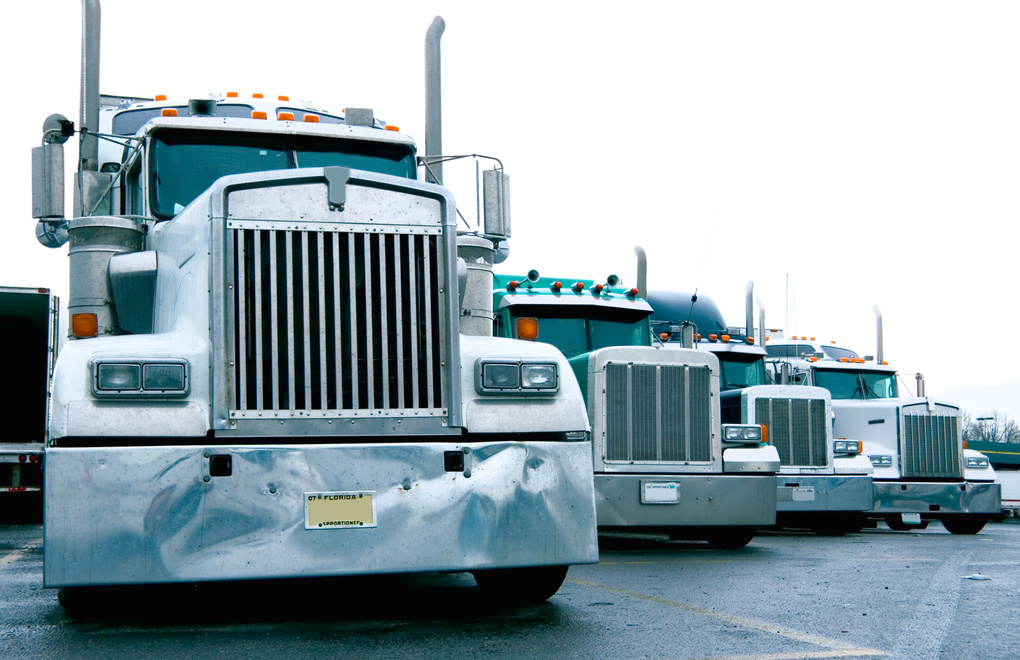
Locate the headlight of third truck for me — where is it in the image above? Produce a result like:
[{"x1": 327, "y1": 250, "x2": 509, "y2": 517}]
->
[
  {"x1": 966, "y1": 455, "x2": 990, "y2": 469},
  {"x1": 722, "y1": 424, "x2": 763, "y2": 444}
]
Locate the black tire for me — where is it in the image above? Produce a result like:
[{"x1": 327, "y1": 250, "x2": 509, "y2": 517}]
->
[
  {"x1": 884, "y1": 515, "x2": 929, "y2": 531},
  {"x1": 705, "y1": 526, "x2": 756, "y2": 549},
  {"x1": 472, "y1": 565, "x2": 569, "y2": 604},
  {"x1": 812, "y1": 515, "x2": 864, "y2": 536},
  {"x1": 941, "y1": 515, "x2": 988, "y2": 535}
]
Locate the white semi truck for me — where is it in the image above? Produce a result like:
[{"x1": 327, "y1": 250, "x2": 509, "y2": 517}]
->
[
  {"x1": 30, "y1": 0, "x2": 598, "y2": 612},
  {"x1": 647, "y1": 286, "x2": 874, "y2": 535},
  {"x1": 0, "y1": 287, "x2": 60, "y2": 510},
  {"x1": 762, "y1": 310, "x2": 1000, "y2": 534},
  {"x1": 491, "y1": 269, "x2": 779, "y2": 549}
]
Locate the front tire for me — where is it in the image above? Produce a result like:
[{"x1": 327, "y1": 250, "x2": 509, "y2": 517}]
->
[
  {"x1": 941, "y1": 515, "x2": 988, "y2": 535},
  {"x1": 472, "y1": 565, "x2": 569, "y2": 604},
  {"x1": 705, "y1": 526, "x2": 756, "y2": 549}
]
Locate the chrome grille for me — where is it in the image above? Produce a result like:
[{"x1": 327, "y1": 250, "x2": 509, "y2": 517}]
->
[
  {"x1": 755, "y1": 397, "x2": 828, "y2": 467},
  {"x1": 604, "y1": 363, "x2": 712, "y2": 462},
  {"x1": 229, "y1": 227, "x2": 444, "y2": 414},
  {"x1": 901, "y1": 406, "x2": 961, "y2": 478}
]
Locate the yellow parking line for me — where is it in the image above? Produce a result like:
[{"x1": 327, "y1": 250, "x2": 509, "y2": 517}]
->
[{"x1": 566, "y1": 577, "x2": 886, "y2": 658}]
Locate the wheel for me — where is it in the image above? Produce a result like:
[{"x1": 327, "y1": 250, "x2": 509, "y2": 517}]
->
[
  {"x1": 884, "y1": 515, "x2": 929, "y2": 531},
  {"x1": 941, "y1": 515, "x2": 988, "y2": 535},
  {"x1": 812, "y1": 515, "x2": 864, "y2": 536},
  {"x1": 472, "y1": 565, "x2": 569, "y2": 604},
  {"x1": 705, "y1": 526, "x2": 756, "y2": 549}
]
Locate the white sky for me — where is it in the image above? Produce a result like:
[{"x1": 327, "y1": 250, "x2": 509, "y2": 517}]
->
[{"x1": 4, "y1": 1, "x2": 1019, "y2": 422}]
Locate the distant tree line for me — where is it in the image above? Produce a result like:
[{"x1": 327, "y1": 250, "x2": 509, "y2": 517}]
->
[{"x1": 962, "y1": 410, "x2": 1020, "y2": 444}]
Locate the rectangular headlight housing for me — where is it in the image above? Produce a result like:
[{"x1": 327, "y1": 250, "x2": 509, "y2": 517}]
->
[
  {"x1": 476, "y1": 359, "x2": 559, "y2": 394},
  {"x1": 869, "y1": 454, "x2": 894, "y2": 467},
  {"x1": 834, "y1": 440, "x2": 862, "y2": 455},
  {"x1": 93, "y1": 359, "x2": 190, "y2": 397},
  {"x1": 966, "y1": 455, "x2": 990, "y2": 469},
  {"x1": 722, "y1": 424, "x2": 763, "y2": 444}
]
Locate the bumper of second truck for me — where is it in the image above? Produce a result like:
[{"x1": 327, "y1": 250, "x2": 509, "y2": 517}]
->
[
  {"x1": 594, "y1": 473, "x2": 777, "y2": 527},
  {"x1": 776, "y1": 475, "x2": 873, "y2": 513},
  {"x1": 871, "y1": 480, "x2": 1002, "y2": 516}
]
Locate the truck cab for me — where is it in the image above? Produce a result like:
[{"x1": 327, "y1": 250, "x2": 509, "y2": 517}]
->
[
  {"x1": 492, "y1": 272, "x2": 779, "y2": 549},
  {"x1": 763, "y1": 329, "x2": 999, "y2": 534},
  {"x1": 648, "y1": 289, "x2": 874, "y2": 536}
]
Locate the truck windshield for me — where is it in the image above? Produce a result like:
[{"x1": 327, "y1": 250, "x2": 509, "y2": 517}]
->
[
  {"x1": 509, "y1": 306, "x2": 650, "y2": 358},
  {"x1": 149, "y1": 129, "x2": 417, "y2": 218},
  {"x1": 813, "y1": 369, "x2": 899, "y2": 399},
  {"x1": 716, "y1": 353, "x2": 768, "y2": 391}
]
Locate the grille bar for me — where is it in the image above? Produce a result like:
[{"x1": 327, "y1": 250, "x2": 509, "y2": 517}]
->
[
  {"x1": 755, "y1": 397, "x2": 828, "y2": 467},
  {"x1": 604, "y1": 363, "x2": 712, "y2": 462},
  {"x1": 231, "y1": 227, "x2": 444, "y2": 416},
  {"x1": 902, "y1": 409, "x2": 961, "y2": 478}
]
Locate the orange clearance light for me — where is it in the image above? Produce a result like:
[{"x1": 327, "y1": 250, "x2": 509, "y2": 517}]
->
[
  {"x1": 161, "y1": 108, "x2": 178, "y2": 117},
  {"x1": 303, "y1": 114, "x2": 320, "y2": 123},
  {"x1": 572, "y1": 282, "x2": 584, "y2": 292},
  {"x1": 660, "y1": 333, "x2": 670, "y2": 341},
  {"x1": 154, "y1": 94, "x2": 167, "y2": 101},
  {"x1": 278, "y1": 112, "x2": 294, "y2": 121},
  {"x1": 880, "y1": 360, "x2": 888, "y2": 365},
  {"x1": 593, "y1": 284, "x2": 604, "y2": 294},
  {"x1": 695, "y1": 334, "x2": 702, "y2": 341},
  {"x1": 760, "y1": 425, "x2": 768, "y2": 445},
  {"x1": 721, "y1": 334, "x2": 731, "y2": 342},
  {"x1": 708, "y1": 334, "x2": 718, "y2": 342},
  {"x1": 72, "y1": 313, "x2": 98, "y2": 338},
  {"x1": 808, "y1": 357, "x2": 818, "y2": 362},
  {"x1": 550, "y1": 281, "x2": 562, "y2": 292},
  {"x1": 507, "y1": 280, "x2": 520, "y2": 291},
  {"x1": 226, "y1": 91, "x2": 239, "y2": 98},
  {"x1": 628, "y1": 287, "x2": 639, "y2": 297},
  {"x1": 278, "y1": 95, "x2": 289, "y2": 101},
  {"x1": 810, "y1": 337, "x2": 816, "y2": 341},
  {"x1": 830, "y1": 340, "x2": 837, "y2": 344},
  {"x1": 517, "y1": 317, "x2": 539, "y2": 340},
  {"x1": 251, "y1": 111, "x2": 268, "y2": 120},
  {"x1": 385, "y1": 125, "x2": 400, "y2": 132},
  {"x1": 746, "y1": 337, "x2": 755, "y2": 344},
  {"x1": 840, "y1": 357, "x2": 849, "y2": 362},
  {"x1": 253, "y1": 93, "x2": 264, "y2": 99}
]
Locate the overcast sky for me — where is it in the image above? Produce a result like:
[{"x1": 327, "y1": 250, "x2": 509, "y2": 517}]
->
[{"x1": 4, "y1": 1, "x2": 1019, "y2": 422}]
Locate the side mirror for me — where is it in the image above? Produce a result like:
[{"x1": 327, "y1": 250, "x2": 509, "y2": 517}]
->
[{"x1": 482, "y1": 169, "x2": 511, "y2": 240}]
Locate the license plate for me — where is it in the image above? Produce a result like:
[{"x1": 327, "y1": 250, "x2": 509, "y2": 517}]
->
[
  {"x1": 305, "y1": 491, "x2": 377, "y2": 529},
  {"x1": 641, "y1": 481, "x2": 680, "y2": 504},
  {"x1": 792, "y1": 487, "x2": 816, "y2": 502},
  {"x1": 901, "y1": 513, "x2": 922, "y2": 525}
]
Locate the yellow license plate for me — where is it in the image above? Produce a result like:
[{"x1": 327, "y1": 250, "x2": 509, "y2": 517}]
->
[{"x1": 305, "y1": 491, "x2": 376, "y2": 529}]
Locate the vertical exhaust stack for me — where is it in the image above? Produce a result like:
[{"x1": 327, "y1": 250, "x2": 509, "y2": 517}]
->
[
  {"x1": 756, "y1": 298, "x2": 765, "y2": 349},
  {"x1": 634, "y1": 246, "x2": 647, "y2": 300},
  {"x1": 79, "y1": 0, "x2": 101, "y2": 173},
  {"x1": 873, "y1": 305, "x2": 884, "y2": 365},
  {"x1": 424, "y1": 16, "x2": 445, "y2": 186},
  {"x1": 744, "y1": 281, "x2": 754, "y2": 340}
]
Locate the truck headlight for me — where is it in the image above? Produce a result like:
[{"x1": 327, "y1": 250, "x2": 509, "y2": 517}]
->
[
  {"x1": 92, "y1": 359, "x2": 189, "y2": 397},
  {"x1": 869, "y1": 454, "x2": 893, "y2": 467},
  {"x1": 475, "y1": 360, "x2": 559, "y2": 394},
  {"x1": 966, "y1": 455, "x2": 990, "y2": 469},
  {"x1": 722, "y1": 424, "x2": 763, "y2": 444},
  {"x1": 834, "y1": 440, "x2": 862, "y2": 455}
]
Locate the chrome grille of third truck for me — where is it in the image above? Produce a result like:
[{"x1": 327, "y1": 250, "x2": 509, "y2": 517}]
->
[
  {"x1": 901, "y1": 404, "x2": 962, "y2": 478},
  {"x1": 755, "y1": 397, "x2": 828, "y2": 467},
  {"x1": 604, "y1": 363, "x2": 712, "y2": 462},
  {"x1": 230, "y1": 227, "x2": 444, "y2": 415}
]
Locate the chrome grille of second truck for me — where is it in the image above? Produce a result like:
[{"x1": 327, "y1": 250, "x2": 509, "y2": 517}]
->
[
  {"x1": 230, "y1": 228, "x2": 443, "y2": 414},
  {"x1": 901, "y1": 405, "x2": 962, "y2": 478},
  {"x1": 755, "y1": 397, "x2": 828, "y2": 467},
  {"x1": 604, "y1": 363, "x2": 712, "y2": 462}
]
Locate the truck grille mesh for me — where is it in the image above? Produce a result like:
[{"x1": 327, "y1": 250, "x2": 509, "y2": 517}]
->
[
  {"x1": 604, "y1": 363, "x2": 712, "y2": 462},
  {"x1": 901, "y1": 406, "x2": 961, "y2": 478},
  {"x1": 754, "y1": 397, "x2": 828, "y2": 467},
  {"x1": 229, "y1": 227, "x2": 444, "y2": 414}
]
